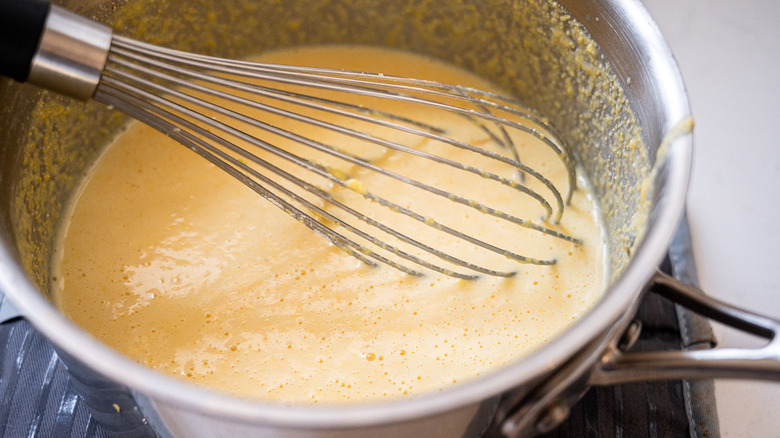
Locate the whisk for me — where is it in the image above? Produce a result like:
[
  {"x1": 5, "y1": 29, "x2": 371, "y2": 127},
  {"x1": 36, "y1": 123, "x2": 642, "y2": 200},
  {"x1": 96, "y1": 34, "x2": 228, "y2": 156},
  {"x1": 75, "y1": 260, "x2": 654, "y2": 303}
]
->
[{"x1": 0, "y1": 2, "x2": 581, "y2": 280}]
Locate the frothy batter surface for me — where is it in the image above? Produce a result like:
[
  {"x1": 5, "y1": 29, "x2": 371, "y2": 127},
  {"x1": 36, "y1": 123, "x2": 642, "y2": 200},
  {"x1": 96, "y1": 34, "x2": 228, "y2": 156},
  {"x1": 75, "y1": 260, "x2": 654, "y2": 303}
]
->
[{"x1": 53, "y1": 46, "x2": 606, "y2": 403}]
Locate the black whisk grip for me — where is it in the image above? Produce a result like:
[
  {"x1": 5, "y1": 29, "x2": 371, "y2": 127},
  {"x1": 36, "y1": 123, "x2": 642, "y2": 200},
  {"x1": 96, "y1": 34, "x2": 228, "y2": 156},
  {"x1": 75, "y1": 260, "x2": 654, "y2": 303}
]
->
[{"x1": 0, "y1": 0, "x2": 51, "y2": 82}]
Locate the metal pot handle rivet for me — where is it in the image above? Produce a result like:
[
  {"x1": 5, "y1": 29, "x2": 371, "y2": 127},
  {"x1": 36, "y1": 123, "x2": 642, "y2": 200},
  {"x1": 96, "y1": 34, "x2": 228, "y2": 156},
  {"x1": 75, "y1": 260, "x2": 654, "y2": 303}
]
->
[
  {"x1": 534, "y1": 402, "x2": 571, "y2": 434},
  {"x1": 617, "y1": 319, "x2": 642, "y2": 351}
]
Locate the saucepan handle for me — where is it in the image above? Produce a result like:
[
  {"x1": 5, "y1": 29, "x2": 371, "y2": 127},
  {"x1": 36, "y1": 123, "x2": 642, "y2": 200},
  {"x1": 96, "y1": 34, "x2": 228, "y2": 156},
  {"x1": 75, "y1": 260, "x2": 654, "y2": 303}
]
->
[{"x1": 589, "y1": 270, "x2": 780, "y2": 385}]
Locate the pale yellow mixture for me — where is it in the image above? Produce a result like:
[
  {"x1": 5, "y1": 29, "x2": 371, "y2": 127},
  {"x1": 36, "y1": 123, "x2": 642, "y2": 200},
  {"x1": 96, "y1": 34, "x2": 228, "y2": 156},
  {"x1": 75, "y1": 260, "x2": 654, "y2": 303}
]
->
[{"x1": 53, "y1": 46, "x2": 606, "y2": 404}]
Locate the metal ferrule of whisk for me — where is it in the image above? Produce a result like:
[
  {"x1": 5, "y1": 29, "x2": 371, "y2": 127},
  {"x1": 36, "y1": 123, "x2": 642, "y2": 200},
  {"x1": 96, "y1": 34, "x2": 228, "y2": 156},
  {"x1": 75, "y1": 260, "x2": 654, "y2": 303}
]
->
[
  {"x1": 22, "y1": 5, "x2": 112, "y2": 100},
  {"x1": 2, "y1": 3, "x2": 581, "y2": 280}
]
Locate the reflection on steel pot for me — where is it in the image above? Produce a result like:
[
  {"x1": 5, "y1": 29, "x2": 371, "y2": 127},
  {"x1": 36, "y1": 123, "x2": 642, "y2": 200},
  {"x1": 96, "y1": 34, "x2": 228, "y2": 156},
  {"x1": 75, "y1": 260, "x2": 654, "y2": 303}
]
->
[{"x1": 1, "y1": 0, "x2": 778, "y2": 437}]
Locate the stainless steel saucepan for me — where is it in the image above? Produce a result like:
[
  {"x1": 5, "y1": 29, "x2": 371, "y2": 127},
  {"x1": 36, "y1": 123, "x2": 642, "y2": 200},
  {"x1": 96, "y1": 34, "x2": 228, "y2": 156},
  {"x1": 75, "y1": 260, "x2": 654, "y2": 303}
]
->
[{"x1": 1, "y1": 0, "x2": 778, "y2": 436}]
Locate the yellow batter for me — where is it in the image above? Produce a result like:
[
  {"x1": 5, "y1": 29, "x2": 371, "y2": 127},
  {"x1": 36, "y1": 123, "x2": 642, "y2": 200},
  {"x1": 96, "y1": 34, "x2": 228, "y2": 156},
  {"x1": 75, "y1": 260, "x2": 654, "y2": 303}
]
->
[{"x1": 52, "y1": 46, "x2": 606, "y2": 404}]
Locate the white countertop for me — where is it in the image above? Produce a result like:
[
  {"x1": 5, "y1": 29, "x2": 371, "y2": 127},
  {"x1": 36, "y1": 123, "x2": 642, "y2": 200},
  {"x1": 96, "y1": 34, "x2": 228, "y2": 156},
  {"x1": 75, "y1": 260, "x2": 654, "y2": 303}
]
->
[{"x1": 641, "y1": 1, "x2": 780, "y2": 436}]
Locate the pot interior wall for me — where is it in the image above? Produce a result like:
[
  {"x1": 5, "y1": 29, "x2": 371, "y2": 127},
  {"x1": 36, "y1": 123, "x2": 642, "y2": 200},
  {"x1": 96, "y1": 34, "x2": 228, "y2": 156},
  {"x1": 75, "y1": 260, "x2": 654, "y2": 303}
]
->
[{"x1": 0, "y1": 0, "x2": 647, "y2": 301}]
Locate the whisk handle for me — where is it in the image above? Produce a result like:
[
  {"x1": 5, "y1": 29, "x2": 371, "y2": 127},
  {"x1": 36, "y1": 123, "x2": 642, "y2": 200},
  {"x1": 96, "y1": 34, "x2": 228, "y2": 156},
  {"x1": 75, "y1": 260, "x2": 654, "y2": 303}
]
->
[
  {"x1": 0, "y1": 1, "x2": 112, "y2": 100},
  {"x1": 0, "y1": 0, "x2": 50, "y2": 82}
]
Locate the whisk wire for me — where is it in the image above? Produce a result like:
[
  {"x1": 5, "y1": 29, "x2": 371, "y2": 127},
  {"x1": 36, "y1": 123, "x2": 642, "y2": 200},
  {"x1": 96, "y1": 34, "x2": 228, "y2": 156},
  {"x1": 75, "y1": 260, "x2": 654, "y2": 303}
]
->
[
  {"x1": 96, "y1": 83, "x2": 528, "y2": 279},
  {"x1": 97, "y1": 71, "x2": 565, "y2": 265},
  {"x1": 111, "y1": 36, "x2": 577, "y2": 213},
  {"x1": 108, "y1": 45, "x2": 566, "y2": 222},
  {"x1": 101, "y1": 60, "x2": 566, "y2": 241},
  {"x1": 95, "y1": 36, "x2": 584, "y2": 279}
]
